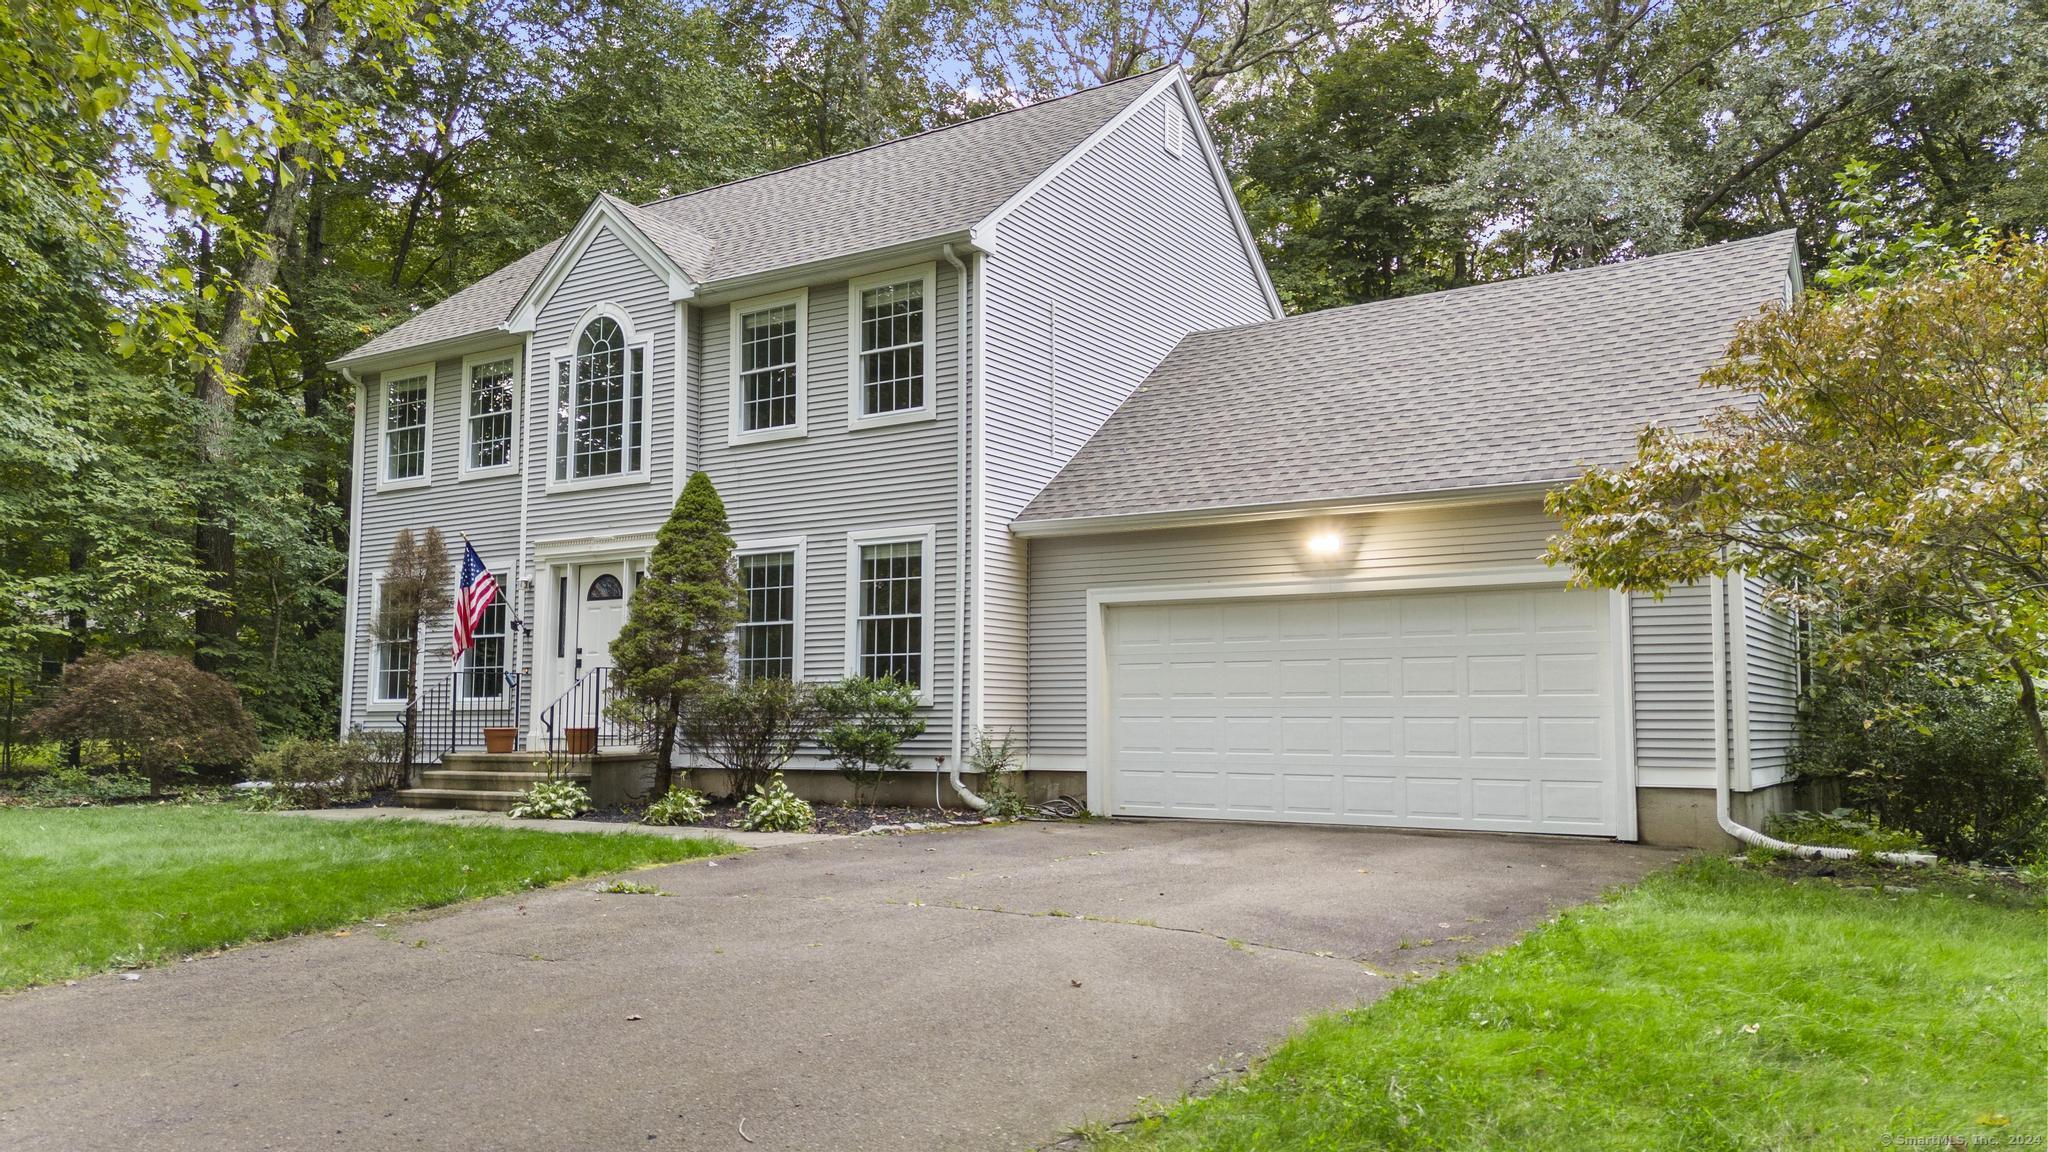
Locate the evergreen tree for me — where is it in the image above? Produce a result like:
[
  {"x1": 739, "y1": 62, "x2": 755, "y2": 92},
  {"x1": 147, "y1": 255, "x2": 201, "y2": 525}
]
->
[{"x1": 611, "y1": 472, "x2": 741, "y2": 792}]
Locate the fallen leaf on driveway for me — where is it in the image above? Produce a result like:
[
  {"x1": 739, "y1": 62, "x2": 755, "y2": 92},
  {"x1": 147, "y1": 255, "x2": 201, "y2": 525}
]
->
[
  {"x1": 626, "y1": 1015, "x2": 643, "y2": 1022},
  {"x1": 1070, "y1": 980, "x2": 1082, "y2": 988}
]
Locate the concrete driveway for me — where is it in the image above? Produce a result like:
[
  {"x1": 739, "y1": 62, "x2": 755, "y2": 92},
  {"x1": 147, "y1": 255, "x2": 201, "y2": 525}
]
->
[{"x1": 0, "y1": 820, "x2": 1672, "y2": 1151}]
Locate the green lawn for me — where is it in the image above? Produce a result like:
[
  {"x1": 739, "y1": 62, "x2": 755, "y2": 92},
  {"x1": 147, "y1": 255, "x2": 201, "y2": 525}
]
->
[
  {"x1": 1096, "y1": 857, "x2": 2045, "y2": 1151},
  {"x1": 0, "y1": 806, "x2": 735, "y2": 990}
]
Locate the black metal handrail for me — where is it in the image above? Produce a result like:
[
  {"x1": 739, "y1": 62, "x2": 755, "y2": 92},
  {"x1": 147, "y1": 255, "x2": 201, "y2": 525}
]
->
[
  {"x1": 405, "y1": 670, "x2": 524, "y2": 765},
  {"x1": 538, "y1": 666, "x2": 647, "y2": 756}
]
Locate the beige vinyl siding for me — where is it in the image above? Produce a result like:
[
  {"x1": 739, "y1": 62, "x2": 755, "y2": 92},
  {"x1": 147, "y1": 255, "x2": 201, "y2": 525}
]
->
[
  {"x1": 1025, "y1": 502, "x2": 1565, "y2": 757},
  {"x1": 346, "y1": 357, "x2": 525, "y2": 731},
  {"x1": 980, "y1": 86, "x2": 1275, "y2": 740},
  {"x1": 1743, "y1": 576, "x2": 1802, "y2": 787},
  {"x1": 691, "y1": 265, "x2": 966, "y2": 755}
]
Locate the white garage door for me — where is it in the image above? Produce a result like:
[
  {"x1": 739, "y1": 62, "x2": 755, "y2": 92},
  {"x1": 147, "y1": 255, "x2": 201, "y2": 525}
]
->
[{"x1": 1105, "y1": 586, "x2": 1620, "y2": 836}]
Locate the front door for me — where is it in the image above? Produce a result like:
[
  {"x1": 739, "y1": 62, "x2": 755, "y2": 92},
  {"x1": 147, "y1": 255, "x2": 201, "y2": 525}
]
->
[{"x1": 574, "y1": 562, "x2": 629, "y2": 677}]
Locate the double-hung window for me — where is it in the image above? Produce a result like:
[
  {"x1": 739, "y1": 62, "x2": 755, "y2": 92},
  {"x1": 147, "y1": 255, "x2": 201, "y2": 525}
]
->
[
  {"x1": 381, "y1": 368, "x2": 432, "y2": 484},
  {"x1": 554, "y1": 313, "x2": 646, "y2": 484},
  {"x1": 730, "y1": 290, "x2": 806, "y2": 442},
  {"x1": 457, "y1": 573, "x2": 510, "y2": 701},
  {"x1": 371, "y1": 578, "x2": 413, "y2": 704},
  {"x1": 849, "y1": 528, "x2": 931, "y2": 694},
  {"x1": 464, "y1": 354, "x2": 517, "y2": 474},
  {"x1": 736, "y1": 548, "x2": 799, "y2": 681},
  {"x1": 848, "y1": 266, "x2": 934, "y2": 426}
]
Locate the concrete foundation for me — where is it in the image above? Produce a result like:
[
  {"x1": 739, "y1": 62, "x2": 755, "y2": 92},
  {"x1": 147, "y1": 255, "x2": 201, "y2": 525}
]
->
[
  {"x1": 1634, "y1": 778, "x2": 1841, "y2": 849},
  {"x1": 586, "y1": 752, "x2": 660, "y2": 808}
]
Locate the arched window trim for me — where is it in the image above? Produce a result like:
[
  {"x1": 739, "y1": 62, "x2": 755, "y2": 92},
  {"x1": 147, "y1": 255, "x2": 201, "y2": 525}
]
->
[{"x1": 549, "y1": 303, "x2": 652, "y2": 491}]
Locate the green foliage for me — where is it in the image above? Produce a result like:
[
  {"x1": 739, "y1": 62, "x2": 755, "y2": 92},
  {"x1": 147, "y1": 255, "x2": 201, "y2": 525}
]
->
[
  {"x1": 7, "y1": 764, "x2": 152, "y2": 807},
  {"x1": 967, "y1": 727, "x2": 1027, "y2": 820},
  {"x1": 679, "y1": 676, "x2": 821, "y2": 800},
  {"x1": 0, "y1": 806, "x2": 737, "y2": 989},
  {"x1": 1792, "y1": 672, "x2": 2048, "y2": 862},
  {"x1": 641, "y1": 786, "x2": 710, "y2": 826},
  {"x1": 814, "y1": 677, "x2": 926, "y2": 807},
  {"x1": 1764, "y1": 810, "x2": 1928, "y2": 857},
  {"x1": 612, "y1": 473, "x2": 741, "y2": 785},
  {"x1": 30, "y1": 653, "x2": 259, "y2": 794},
  {"x1": 740, "y1": 772, "x2": 816, "y2": 833},
  {"x1": 508, "y1": 779, "x2": 592, "y2": 820},
  {"x1": 1092, "y1": 856, "x2": 2048, "y2": 1150},
  {"x1": 1548, "y1": 240, "x2": 2048, "y2": 786},
  {"x1": 251, "y1": 735, "x2": 398, "y2": 809}
]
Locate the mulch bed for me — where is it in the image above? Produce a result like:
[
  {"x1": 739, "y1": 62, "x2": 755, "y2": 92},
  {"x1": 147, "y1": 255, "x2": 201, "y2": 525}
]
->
[{"x1": 581, "y1": 799, "x2": 984, "y2": 835}]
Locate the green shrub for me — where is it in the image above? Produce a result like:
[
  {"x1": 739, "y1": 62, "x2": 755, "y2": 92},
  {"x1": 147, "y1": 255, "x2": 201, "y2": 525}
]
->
[
  {"x1": 814, "y1": 676, "x2": 924, "y2": 807},
  {"x1": 641, "y1": 786, "x2": 709, "y2": 826},
  {"x1": 15, "y1": 764, "x2": 151, "y2": 807},
  {"x1": 508, "y1": 779, "x2": 591, "y2": 820},
  {"x1": 1793, "y1": 672, "x2": 2048, "y2": 861},
  {"x1": 741, "y1": 772, "x2": 814, "y2": 832},
  {"x1": 679, "y1": 677, "x2": 820, "y2": 800},
  {"x1": 969, "y1": 727, "x2": 1027, "y2": 820},
  {"x1": 251, "y1": 735, "x2": 394, "y2": 809},
  {"x1": 1764, "y1": 809, "x2": 1927, "y2": 856}
]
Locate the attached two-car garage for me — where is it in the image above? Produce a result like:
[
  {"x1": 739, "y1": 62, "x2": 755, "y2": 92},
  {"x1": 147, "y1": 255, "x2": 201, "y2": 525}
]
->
[{"x1": 1102, "y1": 584, "x2": 1624, "y2": 837}]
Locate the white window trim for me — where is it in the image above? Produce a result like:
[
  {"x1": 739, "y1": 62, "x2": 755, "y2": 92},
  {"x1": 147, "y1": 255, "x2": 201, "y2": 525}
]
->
[
  {"x1": 734, "y1": 536, "x2": 807, "y2": 680},
  {"x1": 376, "y1": 363, "x2": 436, "y2": 492},
  {"x1": 459, "y1": 349, "x2": 523, "y2": 481},
  {"x1": 727, "y1": 289, "x2": 808, "y2": 446},
  {"x1": 843, "y1": 524, "x2": 936, "y2": 705},
  {"x1": 366, "y1": 570, "x2": 410, "y2": 709},
  {"x1": 451, "y1": 564, "x2": 512, "y2": 707},
  {"x1": 546, "y1": 303, "x2": 654, "y2": 494},
  {"x1": 845, "y1": 264, "x2": 938, "y2": 431}
]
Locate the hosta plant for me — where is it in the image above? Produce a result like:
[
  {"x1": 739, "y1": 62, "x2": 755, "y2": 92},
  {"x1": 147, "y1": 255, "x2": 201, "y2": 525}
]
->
[
  {"x1": 508, "y1": 779, "x2": 591, "y2": 820},
  {"x1": 741, "y1": 772, "x2": 815, "y2": 833},
  {"x1": 641, "y1": 786, "x2": 709, "y2": 826}
]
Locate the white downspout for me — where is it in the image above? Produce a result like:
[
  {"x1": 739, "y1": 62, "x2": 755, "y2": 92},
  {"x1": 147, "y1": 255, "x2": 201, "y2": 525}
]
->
[
  {"x1": 1710, "y1": 575, "x2": 1934, "y2": 865},
  {"x1": 942, "y1": 243, "x2": 987, "y2": 811}
]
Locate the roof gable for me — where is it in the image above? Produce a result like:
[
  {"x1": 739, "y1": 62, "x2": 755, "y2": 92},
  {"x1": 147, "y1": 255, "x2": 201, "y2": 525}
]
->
[
  {"x1": 505, "y1": 195, "x2": 699, "y2": 334},
  {"x1": 1015, "y1": 232, "x2": 1803, "y2": 531},
  {"x1": 334, "y1": 70, "x2": 1179, "y2": 368}
]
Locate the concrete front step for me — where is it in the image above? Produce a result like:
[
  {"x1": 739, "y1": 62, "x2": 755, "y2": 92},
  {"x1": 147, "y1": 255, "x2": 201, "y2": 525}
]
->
[
  {"x1": 439, "y1": 751, "x2": 548, "y2": 772},
  {"x1": 397, "y1": 787, "x2": 531, "y2": 812},
  {"x1": 418, "y1": 769, "x2": 590, "y2": 794}
]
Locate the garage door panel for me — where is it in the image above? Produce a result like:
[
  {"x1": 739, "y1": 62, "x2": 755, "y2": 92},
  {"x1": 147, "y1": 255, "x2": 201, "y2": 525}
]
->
[{"x1": 1108, "y1": 587, "x2": 1619, "y2": 837}]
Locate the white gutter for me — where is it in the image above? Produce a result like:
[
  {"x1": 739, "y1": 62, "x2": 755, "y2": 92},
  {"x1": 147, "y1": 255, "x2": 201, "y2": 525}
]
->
[
  {"x1": 942, "y1": 244, "x2": 987, "y2": 810},
  {"x1": 1709, "y1": 575, "x2": 1935, "y2": 865}
]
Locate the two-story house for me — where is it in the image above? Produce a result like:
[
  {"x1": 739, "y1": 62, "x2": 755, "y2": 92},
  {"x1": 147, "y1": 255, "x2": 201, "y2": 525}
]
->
[{"x1": 334, "y1": 67, "x2": 1809, "y2": 848}]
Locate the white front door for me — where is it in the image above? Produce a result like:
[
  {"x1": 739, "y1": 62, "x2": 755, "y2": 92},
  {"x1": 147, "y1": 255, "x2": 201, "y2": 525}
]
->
[
  {"x1": 1104, "y1": 585, "x2": 1621, "y2": 836},
  {"x1": 573, "y1": 562, "x2": 629, "y2": 677}
]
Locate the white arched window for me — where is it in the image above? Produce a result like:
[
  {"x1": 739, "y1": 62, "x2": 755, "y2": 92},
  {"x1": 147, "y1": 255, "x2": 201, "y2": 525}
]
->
[{"x1": 553, "y1": 311, "x2": 646, "y2": 483}]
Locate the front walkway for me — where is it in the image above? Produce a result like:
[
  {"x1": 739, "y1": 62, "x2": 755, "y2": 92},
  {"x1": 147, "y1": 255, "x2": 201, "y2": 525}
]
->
[{"x1": 0, "y1": 820, "x2": 1673, "y2": 1151}]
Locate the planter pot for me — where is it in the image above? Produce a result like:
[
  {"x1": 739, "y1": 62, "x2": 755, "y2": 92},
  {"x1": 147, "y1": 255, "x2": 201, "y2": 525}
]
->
[
  {"x1": 482, "y1": 726, "x2": 518, "y2": 755},
  {"x1": 564, "y1": 727, "x2": 598, "y2": 756}
]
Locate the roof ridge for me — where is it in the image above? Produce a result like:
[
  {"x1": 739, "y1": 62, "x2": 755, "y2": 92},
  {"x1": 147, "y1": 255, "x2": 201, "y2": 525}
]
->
[
  {"x1": 635, "y1": 68, "x2": 1175, "y2": 213},
  {"x1": 1179, "y1": 230, "x2": 1800, "y2": 344}
]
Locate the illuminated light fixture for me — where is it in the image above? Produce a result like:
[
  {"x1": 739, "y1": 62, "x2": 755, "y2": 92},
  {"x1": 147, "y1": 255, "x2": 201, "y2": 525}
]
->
[{"x1": 1307, "y1": 531, "x2": 1344, "y2": 557}]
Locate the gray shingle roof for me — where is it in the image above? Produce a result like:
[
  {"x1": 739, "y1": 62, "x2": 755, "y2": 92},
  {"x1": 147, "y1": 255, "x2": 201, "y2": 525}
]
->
[
  {"x1": 338, "y1": 72, "x2": 1167, "y2": 364},
  {"x1": 1017, "y1": 231, "x2": 1801, "y2": 527}
]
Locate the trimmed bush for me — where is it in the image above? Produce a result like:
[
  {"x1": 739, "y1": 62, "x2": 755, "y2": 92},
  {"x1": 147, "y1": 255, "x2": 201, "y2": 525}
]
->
[
  {"x1": 814, "y1": 676, "x2": 924, "y2": 807},
  {"x1": 251, "y1": 735, "x2": 395, "y2": 809},
  {"x1": 680, "y1": 676, "x2": 819, "y2": 800},
  {"x1": 641, "y1": 786, "x2": 709, "y2": 826},
  {"x1": 741, "y1": 772, "x2": 814, "y2": 832},
  {"x1": 30, "y1": 653, "x2": 259, "y2": 795}
]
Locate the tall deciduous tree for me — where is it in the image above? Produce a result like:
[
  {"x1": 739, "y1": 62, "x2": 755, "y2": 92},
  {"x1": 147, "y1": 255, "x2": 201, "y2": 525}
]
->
[
  {"x1": 611, "y1": 472, "x2": 742, "y2": 793},
  {"x1": 1546, "y1": 239, "x2": 2048, "y2": 785}
]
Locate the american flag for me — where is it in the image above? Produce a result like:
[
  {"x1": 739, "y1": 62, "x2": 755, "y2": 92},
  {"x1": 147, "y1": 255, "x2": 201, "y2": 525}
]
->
[{"x1": 452, "y1": 541, "x2": 499, "y2": 661}]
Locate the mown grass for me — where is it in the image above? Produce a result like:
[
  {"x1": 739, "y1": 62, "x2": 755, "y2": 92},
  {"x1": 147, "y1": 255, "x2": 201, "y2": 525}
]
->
[
  {"x1": 0, "y1": 806, "x2": 735, "y2": 990},
  {"x1": 1095, "y1": 856, "x2": 2046, "y2": 1151}
]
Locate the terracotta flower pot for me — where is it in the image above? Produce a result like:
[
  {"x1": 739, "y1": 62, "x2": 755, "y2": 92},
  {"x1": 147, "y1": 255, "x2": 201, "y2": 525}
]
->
[
  {"x1": 482, "y1": 727, "x2": 517, "y2": 755},
  {"x1": 564, "y1": 727, "x2": 597, "y2": 756}
]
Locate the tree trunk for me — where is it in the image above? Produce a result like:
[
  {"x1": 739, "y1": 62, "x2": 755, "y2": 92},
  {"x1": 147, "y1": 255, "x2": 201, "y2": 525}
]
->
[
  {"x1": 2011, "y1": 661, "x2": 2048, "y2": 789},
  {"x1": 653, "y1": 712, "x2": 678, "y2": 798},
  {"x1": 191, "y1": 0, "x2": 337, "y2": 674}
]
